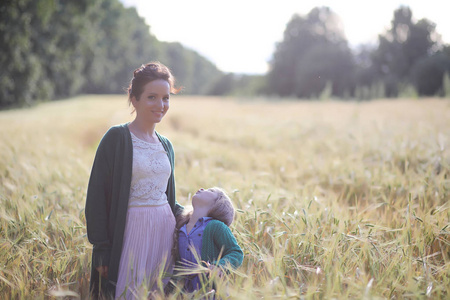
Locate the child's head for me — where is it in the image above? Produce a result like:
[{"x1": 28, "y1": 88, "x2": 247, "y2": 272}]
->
[
  {"x1": 206, "y1": 187, "x2": 235, "y2": 226},
  {"x1": 191, "y1": 187, "x2": 235, "y2": 226}
]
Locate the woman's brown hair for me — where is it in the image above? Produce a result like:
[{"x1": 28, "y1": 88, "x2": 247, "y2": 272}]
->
[{"x1": 127, "y1": 61, "x2": 181, "y2": 104}]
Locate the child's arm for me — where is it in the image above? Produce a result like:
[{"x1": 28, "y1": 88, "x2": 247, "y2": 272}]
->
[{"x1": 210, "y1": 221, "x2": 244, "y2": 269}]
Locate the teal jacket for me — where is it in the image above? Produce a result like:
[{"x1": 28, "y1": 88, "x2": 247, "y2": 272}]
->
[
  {"x1": 85, "y1": 124, "x2": 183, "y2": 298},
  {"x1": 200, "y1": 220, "x2": 243, "y2": 269}
]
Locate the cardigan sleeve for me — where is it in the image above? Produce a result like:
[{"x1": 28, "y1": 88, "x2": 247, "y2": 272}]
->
[
  {"x1": 85, "y1": 128, "x2": 116, "y2": 268},
  {"x1": 210, "y1": 221, "x2": 244, "y2": 269}
]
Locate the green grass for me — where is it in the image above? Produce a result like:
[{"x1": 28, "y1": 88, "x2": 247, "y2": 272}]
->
[{"x1": 0, "y1": 95, "x2": 449, "y2": 299}]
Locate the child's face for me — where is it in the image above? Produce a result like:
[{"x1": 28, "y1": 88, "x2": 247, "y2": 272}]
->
[{"x1": 192, "y1": 188, "x2": 218, "y2": 209}]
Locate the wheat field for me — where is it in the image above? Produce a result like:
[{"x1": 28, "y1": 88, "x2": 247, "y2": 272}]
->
[{"x1": 0, "y1": 95, "x2": 449, "y2": 299}]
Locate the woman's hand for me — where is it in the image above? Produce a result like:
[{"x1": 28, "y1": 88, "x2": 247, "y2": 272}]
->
[{"x1": 96, "y1": 265, "x2": 109, "y2": 278}]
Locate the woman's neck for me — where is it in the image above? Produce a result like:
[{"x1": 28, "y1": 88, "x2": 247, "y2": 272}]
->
[{"x1": 129, "y1": 119, "x2": 157, "y2": 141}]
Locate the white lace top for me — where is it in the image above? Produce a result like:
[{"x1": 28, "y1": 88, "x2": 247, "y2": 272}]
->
[{"x1": 128, "y1": 132, "x2": 171, "y2": 206}]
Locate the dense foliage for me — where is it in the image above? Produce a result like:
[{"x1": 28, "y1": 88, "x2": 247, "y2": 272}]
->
[{"x1": 0, "y1": 0, "x2": 222, "y2": 108}]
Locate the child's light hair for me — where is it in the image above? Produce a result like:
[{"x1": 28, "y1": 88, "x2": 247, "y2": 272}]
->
[{"x1": 206, "y1": 187, "x2": 235, "y2": 226}]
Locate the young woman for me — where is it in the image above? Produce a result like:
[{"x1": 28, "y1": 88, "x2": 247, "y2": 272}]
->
[
  {"x1": 172, "y1": 187, "x2": 243, "y2": 295},
  {"x1": 85, "y1": 62, "x2": 184, "y2": 299}
]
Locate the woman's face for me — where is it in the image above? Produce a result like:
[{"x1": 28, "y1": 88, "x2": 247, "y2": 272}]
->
[
  {"x1": 192, "y1": 188, "x2": 218, "y2": 209},
  {"x1": 131, "y1": 79, "x2": 170, "y2": 124}
]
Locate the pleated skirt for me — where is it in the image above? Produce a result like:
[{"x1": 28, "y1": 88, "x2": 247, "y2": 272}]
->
[{"x1": 115, "y1": 203, "x2": 176, "y2": 299}]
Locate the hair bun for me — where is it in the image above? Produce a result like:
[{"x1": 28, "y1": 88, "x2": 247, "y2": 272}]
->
[{"x1": 127, "y1": 61, "x2": 180, "y2": 103}]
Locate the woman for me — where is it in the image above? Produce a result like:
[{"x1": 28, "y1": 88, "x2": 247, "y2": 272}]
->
[{"x1": 85, "y1": 62, "x2": 184, "y2": 299}]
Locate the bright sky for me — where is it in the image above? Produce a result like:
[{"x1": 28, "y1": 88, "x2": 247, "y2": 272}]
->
[{"x1": 121, "y1": 0, "x2": 450, "y2": 74}]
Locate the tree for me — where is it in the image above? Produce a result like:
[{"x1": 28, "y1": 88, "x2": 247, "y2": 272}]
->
[
  {"x1": 294, "y1": 44, "x2": 355, "y2": 98},
  {"x1": 0, "y1": 0, "x2": 56, "y2": 106},
  {"x1": 411, "y1": 52, "x2": 450, "y2": 96},
  {"x1": 371, "y1": 6, "x2": 438, "y2": 96},
  {"x1": 0, "y1": 0, "x2": 105, "y2": 106},
  {"x1": 39, "y1": 0, "x2": 99, "y2": 98},
  {"x1": 267, "y1": 7, "x2": 355, "y2": 98},
  {"x1": 161, "y1": 42, "x2": 195, "y2": 93},
  {"x1": 189, "y1": 51, "x2": 223, "y2": 95},
  {"x1": 82, "y1": 1, "x2": 161, "y2": 94},
  {"x1": 81, "y1": 0, "x2": 162, "y2": 94},
  {"x1": 208, "y1": 73, "x2": 235, "y2": 95}
]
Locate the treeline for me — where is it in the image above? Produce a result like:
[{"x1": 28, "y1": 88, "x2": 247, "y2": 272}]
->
[
  {"x1": 220, "y1": 6, "x2": 450, "y2": 100},
  {"x1": 2, "y1": 2, "x2": 450, "y2": 108},
  {"x1": 0, "y1": 0, "x2": 223, "y2": 108},
  {"x1": 258, "y1": 6, "x2": 450, "y2": 99}
]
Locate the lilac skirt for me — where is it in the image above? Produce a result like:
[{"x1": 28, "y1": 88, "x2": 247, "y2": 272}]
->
[{"x1": 115, "y1": 203, "x2": 176, "y2": 299}]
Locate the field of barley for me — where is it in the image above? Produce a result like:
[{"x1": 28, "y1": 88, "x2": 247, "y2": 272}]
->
[{"x1": 0, "y1": 95, "x2": 449, "y2": 299}]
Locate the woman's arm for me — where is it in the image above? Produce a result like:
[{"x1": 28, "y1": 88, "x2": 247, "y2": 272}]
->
[{"x1": 85, "y1": 129, "x2": 116, "y2": 270}]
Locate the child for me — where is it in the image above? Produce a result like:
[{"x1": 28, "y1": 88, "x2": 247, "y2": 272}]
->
[{"x1": 171, "y1": 187, "x2": 243, "y2": 295}]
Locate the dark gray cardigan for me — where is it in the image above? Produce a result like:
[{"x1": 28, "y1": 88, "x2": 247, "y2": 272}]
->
[{"x1": 85, "y1": 124, "x2": 183, "y2": 298}]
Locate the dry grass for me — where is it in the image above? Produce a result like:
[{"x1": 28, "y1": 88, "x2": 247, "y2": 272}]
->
[{"x1": 0, "y1": 95, "x2": 449, "y2": 299}]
